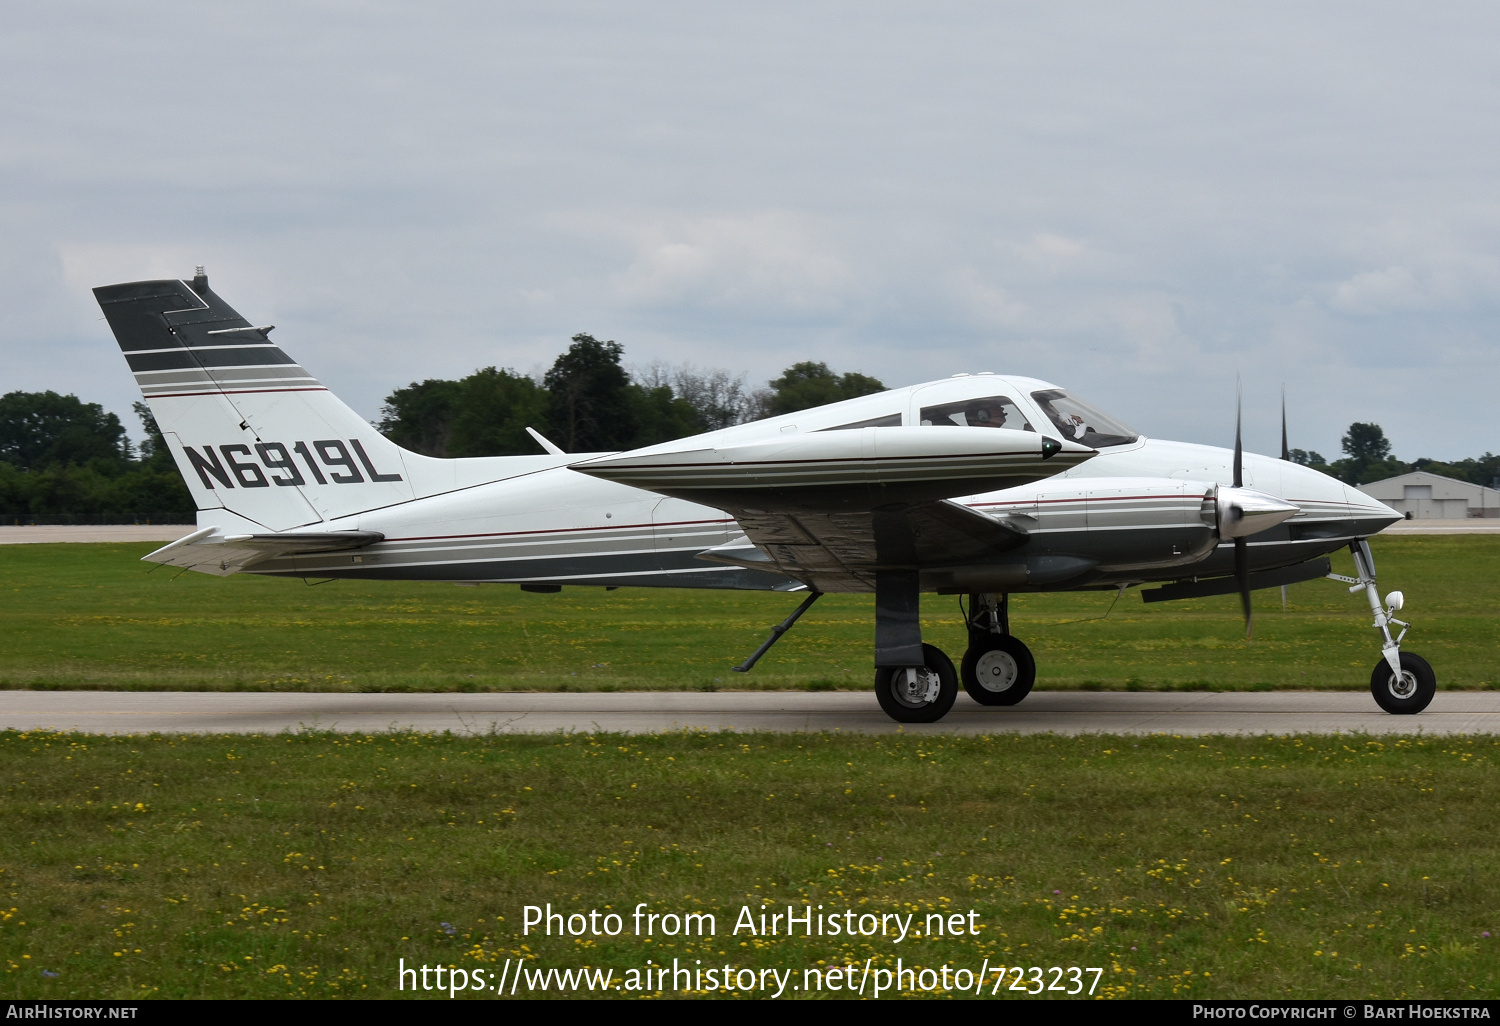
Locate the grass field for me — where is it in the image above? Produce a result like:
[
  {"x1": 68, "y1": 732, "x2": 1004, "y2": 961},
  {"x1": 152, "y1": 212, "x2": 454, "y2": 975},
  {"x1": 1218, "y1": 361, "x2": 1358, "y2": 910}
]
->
[
  {"x1": 0, "y1": 728, "x2": 1495, "y2": 1000},
  {"x1": 0, "y1": 538, "x2": 1495, "y2": 693}
]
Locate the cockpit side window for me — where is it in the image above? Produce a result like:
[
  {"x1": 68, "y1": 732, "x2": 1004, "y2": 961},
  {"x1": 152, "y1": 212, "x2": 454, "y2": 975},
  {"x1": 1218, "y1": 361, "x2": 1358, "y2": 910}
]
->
[
  {"x1": 1030, "y1": 389, "x2": 1139, "y2": 448},
  {"x1": 820, "y1": 412, "x2": 903, "y2": 430},
  {"x1": 919, "y1": 395, "x2": 1034, "y2": 431}
]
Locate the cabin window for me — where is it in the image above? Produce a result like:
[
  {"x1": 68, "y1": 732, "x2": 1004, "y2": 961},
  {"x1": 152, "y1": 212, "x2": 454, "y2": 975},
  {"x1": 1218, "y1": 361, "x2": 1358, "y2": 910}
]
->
[
  {"x1": 820, "y1": 412, "x2": 903, "y2": 430},
  {"x1": 1030, "y1": 389, "x2": 1139, "y2": 448},
  {"x1": 919, "y1": 396, "x2": 1034, "y2": 431}
]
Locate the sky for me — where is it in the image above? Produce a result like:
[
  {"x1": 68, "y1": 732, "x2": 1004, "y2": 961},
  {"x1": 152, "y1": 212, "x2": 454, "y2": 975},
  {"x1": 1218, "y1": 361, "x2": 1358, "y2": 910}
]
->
[{"x1": 3, "y1": 1, "x2": 1499, "y2": 461}]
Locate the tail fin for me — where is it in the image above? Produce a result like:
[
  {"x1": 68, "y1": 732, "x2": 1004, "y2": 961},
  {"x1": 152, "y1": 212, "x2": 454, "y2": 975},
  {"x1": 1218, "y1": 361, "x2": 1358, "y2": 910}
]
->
[{"x1": 95, "y1": 270, "x2": 421, "y2": 531}]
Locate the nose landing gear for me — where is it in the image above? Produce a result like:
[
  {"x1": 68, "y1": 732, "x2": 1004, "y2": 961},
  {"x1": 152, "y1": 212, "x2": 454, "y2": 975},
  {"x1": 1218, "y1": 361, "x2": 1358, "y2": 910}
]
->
[{"x1": 1329, "y1": 539, "x2": 1435, "y2": 715}]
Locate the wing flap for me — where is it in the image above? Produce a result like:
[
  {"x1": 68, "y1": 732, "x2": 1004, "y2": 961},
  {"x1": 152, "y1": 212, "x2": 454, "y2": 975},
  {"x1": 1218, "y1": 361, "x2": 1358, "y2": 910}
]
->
[{"x1": 726, "y1": 499, "x2": 1032, "y2": 590}]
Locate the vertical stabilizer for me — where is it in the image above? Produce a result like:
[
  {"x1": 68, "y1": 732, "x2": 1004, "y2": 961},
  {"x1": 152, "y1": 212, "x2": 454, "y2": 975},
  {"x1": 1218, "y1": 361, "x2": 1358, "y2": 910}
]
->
[{"x1": 95, "y1": 273, "x2": 415, "y2": 531}]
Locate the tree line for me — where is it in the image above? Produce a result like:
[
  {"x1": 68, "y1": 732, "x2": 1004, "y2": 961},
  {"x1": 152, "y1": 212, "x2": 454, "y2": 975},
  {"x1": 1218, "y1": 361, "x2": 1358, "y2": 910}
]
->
[
  {"x1": 1289, "y1": 422, "x2": 1499, "y2": 488},
  {"x1": 0, "y1": 392, "x2": 196, "y2": 523},
  {"x1": 376, "y1": 334, "x2": 884, "y2": 456}
]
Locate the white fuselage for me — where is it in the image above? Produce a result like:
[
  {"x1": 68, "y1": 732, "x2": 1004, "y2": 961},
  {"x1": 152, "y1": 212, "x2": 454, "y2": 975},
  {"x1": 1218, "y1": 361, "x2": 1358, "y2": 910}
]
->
[{"x1": 215, "y1": 375, "x2": 1397, "y2": 593}]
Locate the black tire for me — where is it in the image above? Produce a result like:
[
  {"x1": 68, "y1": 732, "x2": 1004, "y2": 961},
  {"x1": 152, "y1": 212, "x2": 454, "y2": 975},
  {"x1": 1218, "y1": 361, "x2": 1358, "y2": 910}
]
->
[
  {"x1": 1369, "y1": 651, "x2": 1436, "y2": 715},
  {"x1": 961, "y1": 635, "x2": 1037, "y2": 706},
  {"x1": 875, "y1": 643, "x2": 958, "y2": 723}
]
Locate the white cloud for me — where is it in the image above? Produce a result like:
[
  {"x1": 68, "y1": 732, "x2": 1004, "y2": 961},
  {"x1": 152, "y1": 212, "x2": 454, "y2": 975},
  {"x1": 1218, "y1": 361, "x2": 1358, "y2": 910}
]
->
[
  {"x1": 1014, "y1": 232, "x2": 1092, "y2": 274},
  {"x1": 594, "y1": 212, "x2": 855, "y2": 317},
  {"x1": 1329, "y1": 265, "x2": 1428, "y2": 314},
  {"x1": 943, "y1": 266, "x2": 1027, "y2": 329}
]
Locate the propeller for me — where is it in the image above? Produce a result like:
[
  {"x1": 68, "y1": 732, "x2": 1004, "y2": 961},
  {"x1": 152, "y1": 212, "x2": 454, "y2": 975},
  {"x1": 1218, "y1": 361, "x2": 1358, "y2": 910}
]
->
[
  {"x1": 1280, "y1": 386, "x2": 1290, "y2": 462},
  {"x1": 1233, "y1": 381, "x2": 1251, "y2": 638},
  {"x1": 1279, "y1": 386, "x2": 1290, "y2": 612}
]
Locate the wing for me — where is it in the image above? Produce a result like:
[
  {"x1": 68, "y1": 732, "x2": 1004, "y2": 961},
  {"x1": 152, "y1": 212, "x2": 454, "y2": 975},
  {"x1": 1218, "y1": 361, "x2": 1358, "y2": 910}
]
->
[{"x1": 574, "y1": 425, "x2": 1090, "y2": 591}]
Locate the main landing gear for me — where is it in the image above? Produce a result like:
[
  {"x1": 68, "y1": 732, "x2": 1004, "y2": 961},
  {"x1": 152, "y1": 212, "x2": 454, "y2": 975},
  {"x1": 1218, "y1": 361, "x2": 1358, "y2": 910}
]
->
[
  {"x1": 1329, "y1": 539, "x2": 1435, "y2": 715},
  {"x1": 870, "y1": 575, "x2": 1036, "y2": 724}
]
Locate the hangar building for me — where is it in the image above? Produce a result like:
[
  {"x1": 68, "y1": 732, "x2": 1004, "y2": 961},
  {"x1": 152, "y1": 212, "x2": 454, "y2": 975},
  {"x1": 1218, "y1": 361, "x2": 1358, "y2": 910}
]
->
[{"x1": 1360, "y1": 471, "x2": 1500, "y2": 519}]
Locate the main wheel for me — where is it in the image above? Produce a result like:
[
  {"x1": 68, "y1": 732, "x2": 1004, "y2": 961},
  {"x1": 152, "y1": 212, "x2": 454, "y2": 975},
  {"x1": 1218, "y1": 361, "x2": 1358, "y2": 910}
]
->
[
  {"x1": 1369, "y1": 651, "x2": 1436, "y2": 715},
  {"x1": 875, "y1": 643, "x2": 958, "y2": 723},
  {"x1": 961, "y1": 635, "x2": 1036, "y2": 706}
]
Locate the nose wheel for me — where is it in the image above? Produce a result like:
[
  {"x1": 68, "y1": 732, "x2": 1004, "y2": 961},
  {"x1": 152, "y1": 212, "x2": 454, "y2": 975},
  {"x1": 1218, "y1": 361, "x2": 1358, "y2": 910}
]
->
[
  {"x1": 961, "y1": 634, "x2": 1036, "y2": 706},
  {"x1": 1370, "y1": 651, "x2": 1436, "y2": 715}
]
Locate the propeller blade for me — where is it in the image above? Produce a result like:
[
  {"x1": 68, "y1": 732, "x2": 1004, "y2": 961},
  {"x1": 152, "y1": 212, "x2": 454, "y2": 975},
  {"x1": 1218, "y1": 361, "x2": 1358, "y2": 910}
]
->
[
  {"x1": 1235, "y1": 536, "x2": 1252, "y2": 638},
  {"x1": 1280, "y1": 386, "x2": 1290, "y2": 462},
  {"x1": 1233, "y1": 379, "x2": 1244, "y2": 489}
]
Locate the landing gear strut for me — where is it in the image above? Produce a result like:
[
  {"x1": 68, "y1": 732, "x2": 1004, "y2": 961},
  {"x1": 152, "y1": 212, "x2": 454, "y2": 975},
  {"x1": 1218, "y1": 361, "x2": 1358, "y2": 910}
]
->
[
  {"x1": 961, "y1": 592, "x2": 1036, "y2": 706},
  {"x1": 1329, "y1": 539, "x2": 1435, "y2": 715}
]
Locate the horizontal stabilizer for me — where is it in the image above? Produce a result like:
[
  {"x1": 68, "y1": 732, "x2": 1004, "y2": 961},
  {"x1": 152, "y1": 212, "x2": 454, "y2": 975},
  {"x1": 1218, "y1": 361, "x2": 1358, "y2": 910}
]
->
[
  {"x1": 143, "y1": 526, "x2": 383, "y2": 576},
  {"x1": 572, "y1": 426, "x2": 1094, "y2": 512},
  {"x1": 1140, "y1": 557, "x2": 1331, "y2": 603}
]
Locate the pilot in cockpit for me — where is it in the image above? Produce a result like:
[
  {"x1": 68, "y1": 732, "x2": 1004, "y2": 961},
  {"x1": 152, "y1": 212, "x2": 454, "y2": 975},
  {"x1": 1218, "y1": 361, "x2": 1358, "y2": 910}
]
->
[{"x1": 966, "y1": 401, "x2": 1008, "y2": 428}]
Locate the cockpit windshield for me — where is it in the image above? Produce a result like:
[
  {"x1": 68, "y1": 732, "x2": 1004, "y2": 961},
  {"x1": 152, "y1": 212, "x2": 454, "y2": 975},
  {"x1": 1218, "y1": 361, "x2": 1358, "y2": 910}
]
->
[
  {"x1": 1030, "y1": 389, "x2": 1139, "y2": 448},
  {"x1": 919, "y1": 395, "x2": 1034, "y2": 431}
]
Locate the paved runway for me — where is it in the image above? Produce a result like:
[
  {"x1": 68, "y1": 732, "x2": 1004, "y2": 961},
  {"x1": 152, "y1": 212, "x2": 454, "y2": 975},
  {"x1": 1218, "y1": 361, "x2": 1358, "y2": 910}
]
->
[
  {"x1": 0, "y1": 525, "x2": 194, "y2": 544},
  {"x1": 2, "y1": 690, "x2": 1497, "y2": 736}
]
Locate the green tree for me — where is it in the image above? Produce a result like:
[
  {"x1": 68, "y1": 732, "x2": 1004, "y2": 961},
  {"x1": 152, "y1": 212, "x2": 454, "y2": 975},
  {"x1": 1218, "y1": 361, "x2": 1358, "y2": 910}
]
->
[
  {"x1": 0, "y1": 390, "x2": 130, "y2": 471},
  {"x1": 447, "y1": 368, "x2": 550, "y2": 457},
  {"x1": 1329, "y1": 422, "x2": 1407, "y2": 484},
  {"x1": 628, "y1": 385, "x2": 707, "y2": 447},
  {"x1": 544, "y1": 334, "x2": 637, "y2": 452},
  {"x1": 1342, "y1": 423, "x2": 1391, "y2": 464},
  {"x1": 377, "y1": 379, "x2": 465, "y2": 457},
  {"x1": 763, "y1": 361, "x2": 886, "y2": 417}
]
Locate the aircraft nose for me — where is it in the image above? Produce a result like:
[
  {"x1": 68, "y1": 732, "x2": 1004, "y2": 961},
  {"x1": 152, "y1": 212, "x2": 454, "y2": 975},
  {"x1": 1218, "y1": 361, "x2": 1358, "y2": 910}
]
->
[{"x1": 1345, "y1": 485, "x2": 1405, "y2": 531}]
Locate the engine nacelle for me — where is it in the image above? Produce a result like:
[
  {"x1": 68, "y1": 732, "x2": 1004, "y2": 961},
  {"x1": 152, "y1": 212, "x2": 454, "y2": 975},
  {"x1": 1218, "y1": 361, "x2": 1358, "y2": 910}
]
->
[{"x1": 1216, "y1": 485, "x2": 1300, "y2": 540}]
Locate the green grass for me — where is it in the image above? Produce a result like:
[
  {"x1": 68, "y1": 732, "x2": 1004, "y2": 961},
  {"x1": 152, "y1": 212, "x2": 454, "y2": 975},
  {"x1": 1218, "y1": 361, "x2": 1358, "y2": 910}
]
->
[
  {"x1": 0, "y1": 538, "x2": 1496, "y2": 692},
  {"x1": 0, "y1": 729, "x2": 1495, "y2": 999}
]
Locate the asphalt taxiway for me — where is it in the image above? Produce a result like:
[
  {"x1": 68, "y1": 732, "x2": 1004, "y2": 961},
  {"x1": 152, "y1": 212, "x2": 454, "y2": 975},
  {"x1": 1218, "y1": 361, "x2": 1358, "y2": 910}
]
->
[{"x1": 1, "y1": 690, "x2": 1496, "y2": 736}]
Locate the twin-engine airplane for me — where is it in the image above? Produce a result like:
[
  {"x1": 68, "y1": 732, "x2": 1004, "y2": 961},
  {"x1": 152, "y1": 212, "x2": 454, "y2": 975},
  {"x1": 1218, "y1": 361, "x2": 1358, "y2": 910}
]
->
[{"x1": 95, "y1": 270, "x2": 1433, "y2": 723}]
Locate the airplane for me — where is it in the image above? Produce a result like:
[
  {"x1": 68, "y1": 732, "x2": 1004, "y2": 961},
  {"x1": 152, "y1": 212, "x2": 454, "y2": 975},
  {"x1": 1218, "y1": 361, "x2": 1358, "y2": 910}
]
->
[{"x1": 93, "y1": 269, "x2": 1430, "y2": 724}]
